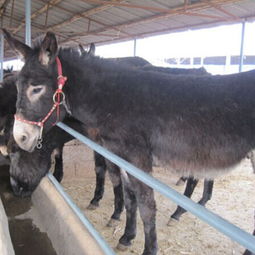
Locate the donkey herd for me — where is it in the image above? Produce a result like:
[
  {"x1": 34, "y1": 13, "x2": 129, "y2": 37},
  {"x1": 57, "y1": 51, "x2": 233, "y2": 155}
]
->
[{"x1": 0, "y1": 29, "x2": 255, "y2": 255}]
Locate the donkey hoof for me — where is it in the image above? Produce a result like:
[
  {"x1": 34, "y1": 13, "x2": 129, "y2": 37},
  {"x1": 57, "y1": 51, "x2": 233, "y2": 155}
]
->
[
  {"x1": 106, "y1": 218, "x2": 120, "y2": 227},
  {"x1": 167, "y1": 217, "x2": 179, "y2": 227},
  {"x1": 87, "y1": 203, "x2": 99, "y2": 210},
  {"x1": 116, "y1": 243, "x2": 129, "y2": 252}
]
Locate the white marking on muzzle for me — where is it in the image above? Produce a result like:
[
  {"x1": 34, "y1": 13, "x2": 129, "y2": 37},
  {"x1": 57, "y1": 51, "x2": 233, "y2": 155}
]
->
[
  {"x1": 13, "y1": 118, "x2": 40, "y2": 152},
  {"x1": 0, "y1": 145, "x2": 8, "y2": 156}
]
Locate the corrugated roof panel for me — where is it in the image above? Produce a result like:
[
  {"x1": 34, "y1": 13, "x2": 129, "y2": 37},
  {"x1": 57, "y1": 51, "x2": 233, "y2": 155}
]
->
[
  {"x1": 222, "y1": 1, "x2": 255, "y2": 17},
  {"x1": 70, "y1": 19, "x2": 103, "y2": 31},
  {"x1": 58, "y1": 0, "x2": 93, "y2": 13},
  {"x1": 2, "y1": 0, "x2": 255, "y2": 60},
  {"x1": 60, "y1": 21, "x2": 100, "y2": 35},
  {"x1": 154, "y1": 0, "x2": 186, "y2": 9},
  {"x1": 114, "y1": 5, "x2": 155, "y2": 18},
  {"x1": 91, "y1": 9, "x2": 130, "y2": 26},
  {"x1": 127, "y1": 0, "x2": 188, "y2": 13}
]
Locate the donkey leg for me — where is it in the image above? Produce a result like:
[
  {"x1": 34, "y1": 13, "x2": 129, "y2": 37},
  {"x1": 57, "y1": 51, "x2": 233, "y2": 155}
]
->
[
  {"x1": 117, "y1": 151, "x2": 157, "y2": 255},
  {"x1": 132, "y1": 176, "x2": 157, "y2": 255},
  {"x1": 53, "y1": 145, "x2": 64, "y2": 182},
  {"x1": 249, "y1": 150, "x2": 255, "y2": 174},
  {"x1": 198, "y1": 179, "x2": 214, "y2": 206},
  {"x1": 176, "y1": 176, "x2": 187, "y2": 186},
  {"x1": 117, "y1": 175, "x2": 137, "y2": 251},
  {"x1": 106, "y1": 161, "x2": 124, "y2": 227},
  {"x1": 168, "y1": 177, "x2": 198, "y2": 225},
  {"x1": 117, "y1": 174, "x2": 157, "y2": 255},
  {"x1": 87, "y1": 152, "x2": 106, "y2": 210}
]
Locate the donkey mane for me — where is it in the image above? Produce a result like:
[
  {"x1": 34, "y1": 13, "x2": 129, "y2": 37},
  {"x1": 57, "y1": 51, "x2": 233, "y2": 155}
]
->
[{"x1": 58, "y1": 46, "x2": 139, "y2": 75}]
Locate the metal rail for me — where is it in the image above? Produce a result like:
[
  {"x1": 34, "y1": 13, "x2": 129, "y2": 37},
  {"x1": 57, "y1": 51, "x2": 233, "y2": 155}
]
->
[
  {"x1": 0, "y1": 34, "x2": 3, "y2": 82},
  {"x1": 57, "y1": 121, "x2": 255, "y2": 254},
  {"x1": 47, "y1": 172, "x2": 115, "y2": 255}
]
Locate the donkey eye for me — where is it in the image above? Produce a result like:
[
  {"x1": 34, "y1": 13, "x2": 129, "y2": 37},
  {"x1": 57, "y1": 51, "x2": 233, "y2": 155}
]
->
[
  {"x1": 27, "y1": 85, "x2": 46, "y2": 103},
  {"x1": 32, "y1": 87, "x2": 43, "y2": 94}
]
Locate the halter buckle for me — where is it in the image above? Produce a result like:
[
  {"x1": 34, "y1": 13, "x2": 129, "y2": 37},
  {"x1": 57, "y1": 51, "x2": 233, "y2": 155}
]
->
[
  {"x1": 36, "y1": 126, "x2": 44, "y2": 149},
  {"x1": 53, "y1": 90, "x2": 65, "y2": 105}
]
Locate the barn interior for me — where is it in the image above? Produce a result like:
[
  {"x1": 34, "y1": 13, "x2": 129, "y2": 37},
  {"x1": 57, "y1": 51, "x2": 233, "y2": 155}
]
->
[{"x1": 0, "y1": 1, "x2": 255, "y2": 255}]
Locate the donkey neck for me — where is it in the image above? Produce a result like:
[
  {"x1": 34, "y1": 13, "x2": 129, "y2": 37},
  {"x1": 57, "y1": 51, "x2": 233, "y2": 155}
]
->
[
  {"x1": 0, "y1": 74, "x2": 17, "y2": 115},
  {"x1": 58, "y1": 53, "x2": 107, "y2": 126}
]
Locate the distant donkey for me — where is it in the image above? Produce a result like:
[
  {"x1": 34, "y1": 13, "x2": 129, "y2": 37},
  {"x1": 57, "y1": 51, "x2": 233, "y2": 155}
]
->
[
  {"x1": 0, "y1": 49, "x2": 214, "y2": 226},
  {"x1": 4, "y1": 30, "x2": 255, "y2": 255}
]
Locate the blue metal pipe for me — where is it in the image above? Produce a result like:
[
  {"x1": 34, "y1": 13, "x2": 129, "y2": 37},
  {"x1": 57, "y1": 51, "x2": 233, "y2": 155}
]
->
[
  {"x1": 25, "y1": 0, "x2": 31, "y2": 46},
  {"x1": 47, "y1": 173, "x2": 115, "y2": 255},
  {"x1": 57, "y1": 121, "x2": 255, "y2": 253}
]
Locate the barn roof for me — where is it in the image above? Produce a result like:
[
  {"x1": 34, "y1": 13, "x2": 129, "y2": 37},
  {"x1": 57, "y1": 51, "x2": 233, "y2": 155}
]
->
[{"x1": 0, "y1": 0, "x2": 255, "y2": 59}]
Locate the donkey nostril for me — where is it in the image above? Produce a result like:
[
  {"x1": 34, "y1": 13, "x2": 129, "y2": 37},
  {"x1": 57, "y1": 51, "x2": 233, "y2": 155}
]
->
[{"x1": 21, "y1": 135, "x2": 27, "y2": 142}]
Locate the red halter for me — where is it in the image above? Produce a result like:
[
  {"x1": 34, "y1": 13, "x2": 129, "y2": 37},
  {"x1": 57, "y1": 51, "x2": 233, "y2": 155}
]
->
[{"x1": 14, "y1": 56, "x2": 67, "y2": 148}]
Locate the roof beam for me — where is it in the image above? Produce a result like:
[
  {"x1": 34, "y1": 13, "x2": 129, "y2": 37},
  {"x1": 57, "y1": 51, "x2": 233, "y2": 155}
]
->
[
  {"x1": 9, "y1": 0, "x2": 15, "y2": 27},
  {"x1": 81, "y1": 0, "x2": 199, "y2": 14},
  {"x1": 92, "y1": 13, "x2": 253, "y2": 46},
  {"x1": 42, "y1": 0, "x2": 131, "y2": 36},
  {"x1": 207, "y1": 1, "x2": 240, "y2": 20},
  {"x1": 184, "y1": 11, "x2": 236, "y2": 21},
  {"x1": 60, "y1": 0, "x2": 241, "y2": 44},
  {"x1": 80, "y1": 0, "x2": 239, "y2": 17},
  {"x1": 12, "y1": 0, "x2": 63, "y2": 34},
  {"x1": 46, "y1": 0, "x2": 124, "y2": 31},
  {"x1": 0, "y1": 0, "x2": 11, "y2": 16}
]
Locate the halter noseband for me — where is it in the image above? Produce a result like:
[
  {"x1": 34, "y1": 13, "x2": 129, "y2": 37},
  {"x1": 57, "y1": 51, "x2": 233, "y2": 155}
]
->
[{"x1": 14, "y1": 56, "x2": 68, "y2": 149}]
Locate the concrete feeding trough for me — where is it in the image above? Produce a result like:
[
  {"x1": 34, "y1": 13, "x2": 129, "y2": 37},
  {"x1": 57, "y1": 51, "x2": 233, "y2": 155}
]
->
[{"x1": 0, "y1": 164, "x2": 111, "y2": 255}]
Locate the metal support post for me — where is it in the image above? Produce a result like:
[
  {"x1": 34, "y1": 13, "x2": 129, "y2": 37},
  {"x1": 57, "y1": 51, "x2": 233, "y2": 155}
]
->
[
  {"x1": 25, "y1": 0, "x2": 31, "y2": 46},
  {"x1": 239, "y1": 20, "x2": 246, "y2": 72}
]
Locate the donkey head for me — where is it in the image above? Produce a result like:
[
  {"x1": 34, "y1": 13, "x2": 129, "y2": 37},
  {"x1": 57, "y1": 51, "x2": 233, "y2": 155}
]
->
[
  {"x1": 8, "y1": 136, "x2": 51, "y2": 197},
  {"x1": 3, "y1": 29, "x2": 67, "y2": 152},
  {"x1": 7, "y1": 117, "x2": 78, "y2": 197}
]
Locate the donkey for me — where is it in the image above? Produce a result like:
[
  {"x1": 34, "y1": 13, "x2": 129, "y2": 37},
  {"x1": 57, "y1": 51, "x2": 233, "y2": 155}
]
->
[
  {"x1": 0, "y1": 72, "x2": 124, "y2": 220},
  {"x1": 0, "y1": 55, "x2": 238, "y2": 228},
  {"x1": 4, "y1": 30, "x2": 255, "y2": 255},
  {"x1": 0, "y1": 66, "x2": 222, "y2": 229},
  {"x1": 79, "y1": 43, "x2": 216, "y2": 223},
  {"x1": 1, "y1": 67, "x2": 215, "y2": 226},
  {"x1": 0, "y1": 73, "x2": 17, "y2": 157},
  {"x1": 0, "y1": 72, "x2": 67, "y2": 181},
  {"x1": 79, "y1": 42, "x2": 152, "y2": 67},
  {"x1": 7, "y1": 121, "x2": 124, "y2": 224},
  {"x1": 5, "y1": 44, "x2": 214, "y2": 224}
]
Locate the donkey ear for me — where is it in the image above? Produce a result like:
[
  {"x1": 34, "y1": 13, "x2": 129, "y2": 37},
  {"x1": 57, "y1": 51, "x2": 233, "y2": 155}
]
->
[
  {"x1": 39, "y1": 32, "x2": 58, "y2": 66},
  {"x1": 2, "y1": 29, "x2": 32, "y2": 60},
  {"x1": 78, "y1": 44, "x2": 86, "y2": 55},
  {"x1": 88, "y1": 43, "x2": 95, "y2": 56}
]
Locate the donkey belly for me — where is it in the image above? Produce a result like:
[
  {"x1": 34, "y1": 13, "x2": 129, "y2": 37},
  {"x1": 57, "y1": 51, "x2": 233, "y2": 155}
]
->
[{"x1": 151, "y1": 129, "x2": 252, "y2": 179}]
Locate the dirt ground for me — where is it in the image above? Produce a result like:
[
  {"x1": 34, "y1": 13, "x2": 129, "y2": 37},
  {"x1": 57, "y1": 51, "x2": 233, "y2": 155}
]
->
[{"x1": 61, "y1": 141, "x2": 255, "y2": 255}]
